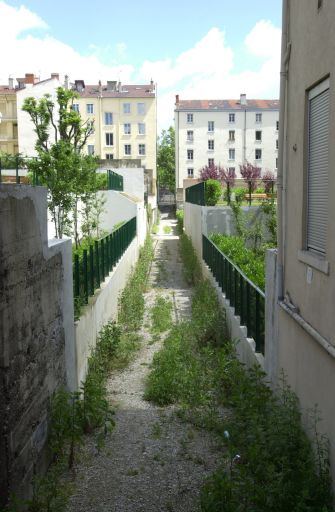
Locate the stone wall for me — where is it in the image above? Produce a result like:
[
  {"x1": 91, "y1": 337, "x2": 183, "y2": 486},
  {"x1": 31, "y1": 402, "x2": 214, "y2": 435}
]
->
[{"x1": 0, "y1": 185, "x2": 73, "y2": 506}]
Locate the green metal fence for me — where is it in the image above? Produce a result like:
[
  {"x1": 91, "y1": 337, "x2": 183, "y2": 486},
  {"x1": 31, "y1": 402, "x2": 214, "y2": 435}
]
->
[
  {"x1": 73, "y1": 217, "x2": 136, "y2": 306},
  {"x1": 185, "y1": 182, "x2": 205, "y2": 206},
  {"x1": 107, "y1": 170, "x2": 124, "y2": 191},
  {"x1": 202, "y1": 234, "x2": 265, "y2": 354}
]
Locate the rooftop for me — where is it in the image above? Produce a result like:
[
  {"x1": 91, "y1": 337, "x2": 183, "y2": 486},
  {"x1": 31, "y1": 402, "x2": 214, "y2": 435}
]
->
[
  {"x1": 175, "y1": 98, "x2": 279, "y2": 111},
  {"x1": 73, "y1": 81, "x2": 155, "y2": 99}
]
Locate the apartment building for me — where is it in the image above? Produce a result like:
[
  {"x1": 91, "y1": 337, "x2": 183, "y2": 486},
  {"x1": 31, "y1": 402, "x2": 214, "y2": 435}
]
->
[
  {"x1": 0, "y1": 79, "x2": 19, "y2": 155},
  {"x1": 272, "y1": 0, "x2": 335, "y2": 489},
  {"x1": 175, "y1": 94, "x2": 279, "y2": 190},
  {"x1": 71, "y1": 79, "x2": 157, "y2": 185}
]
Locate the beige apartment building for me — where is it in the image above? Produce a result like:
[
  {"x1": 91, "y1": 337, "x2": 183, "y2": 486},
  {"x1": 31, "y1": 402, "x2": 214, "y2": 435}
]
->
[
  {"x1": 273, "y1": 0, "x2": 335, "y2": 488},
  {"x1": 0, "y1": 79, "x2": 18, "y2": 155},
  {"x1": 71, "y1": 80, "x2": 157, "y2": 185}
]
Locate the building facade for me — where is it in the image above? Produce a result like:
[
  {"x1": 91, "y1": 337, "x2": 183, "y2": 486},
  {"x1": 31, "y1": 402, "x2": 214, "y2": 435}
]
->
[
  {"x1": 71, "y1": 80, "x2": 157, "y2": 185},
  {"x1": 273, "y1": 0, "x2": 335, "y2": 489},
  {"x1": 0, "y1": 80, "x2": 18, "y2": 155},
  {"x1": 175, "y1": 95, "x2": 279, "y2": 190}
]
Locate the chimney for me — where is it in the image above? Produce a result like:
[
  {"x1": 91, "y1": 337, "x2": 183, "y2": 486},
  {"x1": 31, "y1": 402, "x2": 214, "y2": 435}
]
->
[
  {"x1": 64, "y1": 75, "x2": 69, "y2": 89},
  {"x1": 8, "y1": 77, "x2": 14, "y2": 89},
  {"x1": 98, "y1": 80, "x2": 102, "y2": 95},
  {"x1": 25, "y1": 73, "x2": 35, "y2": 85},
  {"x1": 51, "y1": 73, "x2": 59, "y2": 81},
  {"x1": 107, "y1": 80, "x2": 117, "y2": 92},
  {"x1": 240, "y1": 93, "x2": 247, "y2": 106},
  {"x1": 175, "y1": 94, "x2": 179, "y2": 105}
]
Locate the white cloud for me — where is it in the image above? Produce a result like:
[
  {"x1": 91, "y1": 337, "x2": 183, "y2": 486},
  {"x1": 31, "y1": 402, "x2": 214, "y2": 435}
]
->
[{"x1": 0, "y1": 1, "x2": 281, "y2": 131}]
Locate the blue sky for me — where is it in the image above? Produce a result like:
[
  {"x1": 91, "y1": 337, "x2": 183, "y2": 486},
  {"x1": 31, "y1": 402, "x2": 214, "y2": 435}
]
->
[{"x1": 1, "y1": 0, "x2": 282, "y2": 128}]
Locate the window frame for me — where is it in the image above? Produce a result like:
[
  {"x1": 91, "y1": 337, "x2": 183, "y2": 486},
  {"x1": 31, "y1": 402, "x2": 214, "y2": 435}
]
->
[
  {"x1": 229, "y1": 113, "x2": 235, "y2": 123},
  {"x1": 138, "y1": 143, "x2": 146, "y2": 156},
  {"x1": 255, "y1": 148, "x2": 262, "y2": 160},
  {"x1": 105, "y1": 112, "x2": 113, "y2": 125},
  {"x1": 137, "y1": 102, "x2": 145, "y2": 115},
  {"x1": 124, "y1": 144, "x2": 132, "y2": 156},
  {"x1": 208, "y1": 139, "x2": 214, "y2": 151},
  {"x1": 86, "y1": 103, "x2": 94, "y2": 114},
  {"x1": 87, "y1": 144, "x2": 94, "y2": 155},
  {"x1": 187, "y1": 149, "x2": 194, "y2": 160},
  {"x1": 187, "y1": 113, "x2": 193, "y2": 123},
  {"x1": 256, "y1": 113, "x2": 262, "y2": 123},
  {"x1": 105, "y1": 133, "x2": 114, "y2": 146},
  {"x1": 187, "y1": 167, "x2": 194, "y2": 178},
  {"x1": 123, "y1": 103, "x2": 131, "y2": 114},
  {"x1": 138, "y1": 123, "x2": 146, "y2": 135},
  {"x1": 124, "y1": 123, "x2": 131, "y2": 135},
  {"x1": 228, "y1": 148, "x2": 235, "y2": 161},
  {"x1": 208, "y1": 121, "x2": 214, "y2": 132}
]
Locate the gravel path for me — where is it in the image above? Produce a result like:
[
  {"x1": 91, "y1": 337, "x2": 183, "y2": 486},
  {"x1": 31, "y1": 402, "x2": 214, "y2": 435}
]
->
[{"x1": 66, "y1": 213, "x2": 223, "y2": 512}]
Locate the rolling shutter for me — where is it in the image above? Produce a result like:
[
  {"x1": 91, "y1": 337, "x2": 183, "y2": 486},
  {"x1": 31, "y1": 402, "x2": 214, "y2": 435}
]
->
[{"x1": 307, "y1": 79, "x2": 330, "y2": 254}]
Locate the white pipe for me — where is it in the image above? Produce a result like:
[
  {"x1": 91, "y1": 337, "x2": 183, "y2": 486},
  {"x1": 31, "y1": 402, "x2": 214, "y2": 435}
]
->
[
  {"x1": 279, "y1": 301, "x2": 335, "y2": 359},
  {"x1": 277, "y1": 0, "x2": 290, "y2": 300}
]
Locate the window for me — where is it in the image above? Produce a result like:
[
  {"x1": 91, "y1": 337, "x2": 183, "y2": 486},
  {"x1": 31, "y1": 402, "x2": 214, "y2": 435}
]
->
[
  {"x1": 228, "y1": 167, "x2": 235, "y2": 174},
  {"x1": 255, "y1": 130, "x2": 262, "y2": 141},
  {"x1": 124, "y1": 144, "x2": 131, "y2": 156},
  {"x1": 123, "y1": 103, "x2": 131, "y2": 114},
  {"x1": 187, "y1": 168, "x2": 194, "y2": 178},
  {"x1": 137, "y1": 102, "x2": 145, "y2": 115},
  {"x1": 229, "y1": 130, "x2": 235, "y2": 141},
  {"x1": 138, "y1": 123, "x2": 146, "y2": 135},
  {"x1": 276, "y1": 158, "x2": 278, "y2": 169},
  {"x1": 208, "y1": 158, "x2": 214, "y2": 167},
  {"x1": 306, "y1": 78, "x2": 330, "y2": 254},
  {"x1": 105, "y1": 112, "x2": 113, "y2": 125},
  {"x1": 106, "y1": 153, "x2": 114, "y2": 160},
  {"x1": 138, "y1": 144, "x2": 146, "y2": 155},
  {"x1": 72, "y1": 103, "x2": 79, "y2": 112},
  {"x1": 87, "y1": 144, "x2": 94, "y2": 155},
  {"x1": 187, "y1": 130, "x2": 194, "y2": 142},
  {"x1": 276, "y1": 120, "x2": 279, "y2": 131},
  {"x1": 208, "y1": 121, "x2": 214, "y2": 132},
  {"x1": 86, "y1": 103, "x2": 94, "y2": 114},
  {"x1": 276, "y1": 139, "x2": 279, "y2": 149},
  {"x1": 187, "y1": 113, "x2": 193, "y2": 123},
  {"x1": 187, "y1": 149, "x2": 194, "y2": 160},
  {"x1": 208, "y1": 140, "x2": 214, "y2": 150},
  {"x1": 255, "y1": 148, "x2": 262, "y2": 160},
  {"x1": 229, "y1": 148, "x2": 235, "y2": 160},
  {"x1": 229, "y1": 113, "x2": 235, "y2": 123},
  {"x1": 124, "y1": 123, "x2": 131, "y2": 134},
  {"x1": 256, "y1": 113, "x2": 262, "y2": 123},
  {"x1": 105, "y1": 133, "x2": 113, "y2": 146}
]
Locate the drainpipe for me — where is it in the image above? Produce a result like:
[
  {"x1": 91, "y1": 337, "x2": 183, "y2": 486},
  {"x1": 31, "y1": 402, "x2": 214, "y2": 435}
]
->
[
  {"x1": 243, "y1": 108, "x2": 247, "y2": 163},
  {"x1": 277, "y1": 0, "x2": 291, "y2": 300}
]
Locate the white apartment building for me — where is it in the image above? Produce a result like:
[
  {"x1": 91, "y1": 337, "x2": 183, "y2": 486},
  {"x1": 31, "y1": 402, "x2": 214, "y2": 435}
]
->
[{"x1": 175, "y1": 94, "x2": 279, "y2": 190}]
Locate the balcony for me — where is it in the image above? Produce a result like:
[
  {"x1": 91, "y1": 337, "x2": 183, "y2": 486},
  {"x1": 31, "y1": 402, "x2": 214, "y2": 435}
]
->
[
  {"x1": 0, "y1": 114, "x2": 17, "y2": 122},
  {"x1": 0, "y1": 134, "x2": 18, "y2": 142}
]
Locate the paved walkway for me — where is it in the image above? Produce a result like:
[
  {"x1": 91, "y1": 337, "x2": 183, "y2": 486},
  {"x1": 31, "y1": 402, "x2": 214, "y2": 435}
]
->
[{"x1": 66, "y1": 213, "x2": 222, "y2": 512}]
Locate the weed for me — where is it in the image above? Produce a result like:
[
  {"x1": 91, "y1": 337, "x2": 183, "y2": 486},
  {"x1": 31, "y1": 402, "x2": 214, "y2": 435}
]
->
[
  {"x1": 176, "y1": 209, "x2": 184, "y2": 235},
  {"x1": 151, "y1": 421, "x2": 163, "y2": 439},
  {"x1": 163, "y1": 225, "x2": 172, "y2": 234},
  {"x1": 126, "y1": 468, "x2": 139, "y2": 477},
  {"x1": 179, "y1": 233, "x2": 201, "y2": 285},
  {"x1": 150, "y1": 296, "x2": 173, "y2": 333}
]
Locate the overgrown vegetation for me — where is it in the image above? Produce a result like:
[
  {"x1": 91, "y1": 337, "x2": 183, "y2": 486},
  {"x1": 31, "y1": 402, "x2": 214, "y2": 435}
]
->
[
  {"x1": 145, "y1": 233, "x2": 333, "y2": 512},
  {"x1": 150, "y1": 295, "x2": 173, "y2": 334},
  {"x1": 205, "y1": 179, "x2": 222, "y2": 206},
  {"x1": 176, "y1": 209, "x2": 184, "y2": 234},
  {"x1": 209, "y1": 198, "x2": 277, "y2": 291}
]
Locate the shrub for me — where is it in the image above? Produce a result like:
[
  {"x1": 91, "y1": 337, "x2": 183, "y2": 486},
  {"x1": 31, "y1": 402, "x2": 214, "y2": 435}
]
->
[
  {"x1": 176, "y1": 209, "x2": 184, "y2": 234},
  {"x1": 232, "y1": 186, "x2": 246, "y2": 203},
  {"x1": 205, "y1": 179, "x2": 222, "y2": 206}
]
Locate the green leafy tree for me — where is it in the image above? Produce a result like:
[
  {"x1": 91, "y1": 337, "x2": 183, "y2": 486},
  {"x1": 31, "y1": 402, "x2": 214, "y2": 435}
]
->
[
  {"x1": 22, "y1": 87, "x2": 98, "y2": 240},
  {"x1": 157, "y1": 126, "x2": 175, "y2": 192}
]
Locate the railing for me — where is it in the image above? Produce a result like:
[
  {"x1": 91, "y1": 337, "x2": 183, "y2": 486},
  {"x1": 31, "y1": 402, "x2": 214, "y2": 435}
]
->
[
  {"x1": 185, "y1": 181, "x2": 205, "y2": 206},
  {"x1": 202, "y1": 235, "x2": 265, "y2": 354},
  {"x1": 107, "y1": 170, "x2": 123, "y2": 191},
  {"x1": 73, "y1": 217, "x2": 136, "y2": 307}
]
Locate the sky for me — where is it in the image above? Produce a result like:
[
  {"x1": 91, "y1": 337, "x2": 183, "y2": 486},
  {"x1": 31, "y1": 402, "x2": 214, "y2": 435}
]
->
[{"x1": 0, "y1": 0, "x2": 282, "y2": 130}]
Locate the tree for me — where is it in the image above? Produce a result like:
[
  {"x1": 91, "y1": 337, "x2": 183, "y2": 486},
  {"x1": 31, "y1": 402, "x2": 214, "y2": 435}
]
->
[
  {"x1": 262, "y1": 170, "x2": 276, "y2": 194},
  {"x1": 23, "y1": 87, "x2": 98, "y2": 240},
  {"x1": 199, "y1": 164, "x2": 221, "y2": 181},
  {"x1": 157, "y1": 126, "x2": 175, "y2": 192},
  {"x1": 239, "y1": 162, "x2": 261, "y2": 192}
]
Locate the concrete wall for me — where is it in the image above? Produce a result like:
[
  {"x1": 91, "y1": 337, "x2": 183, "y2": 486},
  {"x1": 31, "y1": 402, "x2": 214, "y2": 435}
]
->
[{"x1": 0, "y1": 185, "x2": 74, "y2": 506}]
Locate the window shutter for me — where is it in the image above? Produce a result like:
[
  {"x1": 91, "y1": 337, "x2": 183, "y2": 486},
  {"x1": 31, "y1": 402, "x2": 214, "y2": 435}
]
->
[{"x1": 307, "y1": 81, "x2": 330, "y2": 254}]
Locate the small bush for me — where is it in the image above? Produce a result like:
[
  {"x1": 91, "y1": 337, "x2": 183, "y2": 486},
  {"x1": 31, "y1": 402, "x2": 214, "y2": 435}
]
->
[
  {"x1": 232, "y1": 186, "x2": 246, "y2": 203},
  {"x1": 176, "y1": 209, "x2": 184, "y2": 234},
  {"x1": 150, "y1": 296, "x2": 173, "y2": 333},
  {"x1": 179, "y1": 233, "x2": 201, "y2": 285},
  {"x1": 205, "y1": 179, "x2": 222, "y2": 206}
]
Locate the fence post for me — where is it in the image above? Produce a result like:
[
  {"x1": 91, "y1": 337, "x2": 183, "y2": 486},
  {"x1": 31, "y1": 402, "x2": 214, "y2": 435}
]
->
[
  {"x1": 0, "y1": 158, "x2": 2, "y2": 183},
  {"x1": 89, "y1": 245, "x2": 94, "y2": 295},
  {"x1": 83, "y1": 249, "x2": 88, "y2": 304},
  {"x1": 74, "y1": 254, "x2": 80, "y2": 298},
  {"x1": 255, "y1": 292, "x2": 261, "y2": 352},
  {"x1": 16, "y1": 156, "x2": 20, "y2": 184},
  {"x1": 95, "y1": 240, "x2": 100, "y2": 287}
]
